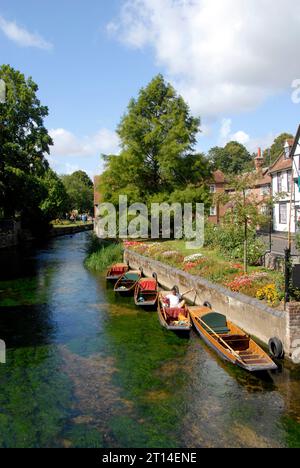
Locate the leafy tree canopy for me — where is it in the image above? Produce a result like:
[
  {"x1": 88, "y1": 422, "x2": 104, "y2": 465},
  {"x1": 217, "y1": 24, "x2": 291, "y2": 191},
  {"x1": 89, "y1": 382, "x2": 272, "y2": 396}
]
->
[
  {"x1": 61, "y1": 170, "x2": 93, "y2": 213},
  {"x1": 100, "y1": 74, "x2": 210, "y2": 206},
  {"x1": 208, "y1": 141, "x2": 253, "y2": 175},
  {"x1": 263, "y1": 132, "x2": 294, "y2": 166}
]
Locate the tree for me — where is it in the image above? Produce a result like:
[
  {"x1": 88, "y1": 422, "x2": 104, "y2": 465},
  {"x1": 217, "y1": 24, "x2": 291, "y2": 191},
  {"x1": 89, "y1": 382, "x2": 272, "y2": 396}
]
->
[
  {"x1": 61, "y1": 170, "x2": 93, "y2": 213},
  {"x1": 40, "y1": 169, "x2": 69, "y2": 220},
  {"x1": 100, "y1": 75, "x2": 210, "y2": 206},
  {"x1": 209, "y1": 141, "x2": 252, "y2": 174},
  {"x1": 215, "y1": 173, "x2": 271, "y2": 273},
  {"x1": 0, "y1": 65, "x2": 52, "y2": 219},
  {"x1": 263, "y1": 133, "x2": 294, "y2": 166}
]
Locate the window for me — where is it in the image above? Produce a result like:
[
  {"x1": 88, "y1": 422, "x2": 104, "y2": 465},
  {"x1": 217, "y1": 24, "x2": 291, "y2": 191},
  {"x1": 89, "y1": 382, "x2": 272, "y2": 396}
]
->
[
  {"x1": 279, "y1": 203, "x2": 287, "y2": 225},
  {"x1": 210, "y1": 206, "x2": 217, "y2": 216},
  {"x1": 277, "y1": 173, "x2": 284, "y2": 193},
  {"x1": 210, "y1": 185, "x2": 216, "y2": 194},
  {"x1": 261, "y1": 186, "x2": 270, "y2": 196}
]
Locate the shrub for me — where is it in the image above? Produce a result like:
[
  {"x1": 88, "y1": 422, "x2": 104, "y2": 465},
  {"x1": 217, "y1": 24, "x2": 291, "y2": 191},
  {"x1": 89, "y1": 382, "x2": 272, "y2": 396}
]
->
[{"x1": 85, "y1": 236, "x2": 123, "y2": 271}]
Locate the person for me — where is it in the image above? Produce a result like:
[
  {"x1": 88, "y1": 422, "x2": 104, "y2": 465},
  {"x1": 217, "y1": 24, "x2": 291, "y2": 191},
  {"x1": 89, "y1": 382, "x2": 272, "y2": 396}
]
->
[{"x1": 166, "y1": 288, "x2": 185, "y2": 309}]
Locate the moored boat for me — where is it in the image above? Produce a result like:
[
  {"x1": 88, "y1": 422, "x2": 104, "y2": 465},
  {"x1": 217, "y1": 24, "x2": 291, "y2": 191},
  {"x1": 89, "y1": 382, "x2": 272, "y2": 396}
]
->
[
  {"x1": 134, "y1": 274, "x2": 159, "y2": 308},
  {"x1": 189, "y1": 305, "x2": 277, "y2": 372},
  {"x1": 157, "y1": 290, "x2": 191, "y2": 333},
  {"x1": 114, "y1": 270, "x2": 142, "y2": 295},
  {"x1": 106, "y1": 263, "x2": 129, "y2": 282}
]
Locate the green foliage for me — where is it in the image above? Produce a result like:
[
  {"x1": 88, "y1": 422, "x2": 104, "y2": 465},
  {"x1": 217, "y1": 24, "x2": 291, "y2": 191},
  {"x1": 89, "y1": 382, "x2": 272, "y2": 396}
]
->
[
  {"x1": 0, "y1": 65, "x2": 52, "y2": 218},
  {"x1": 61, "y1": 170, "x2": 93, "y2": 213},
  {"x1": 85, "y1": 236, "x2": 123, "y2": 271},
  {"x1": 0, "y1": 65, "x2": 68, "y2": 234},
  {"x1": 99, "y1": 75, "x2": 210, "y2": 207},
  {"x1": 40, "y1": 169, "x2": 69, "y2": 220},
  {"x1": 263, "y1": 133, "x2": 294, "y2": 166},
  {"x1": 208, "y1": 141, "x2": 252, "y2": 174},
  {"x1": 204, "y1": 222, "x2": 266, "y2": 265}
]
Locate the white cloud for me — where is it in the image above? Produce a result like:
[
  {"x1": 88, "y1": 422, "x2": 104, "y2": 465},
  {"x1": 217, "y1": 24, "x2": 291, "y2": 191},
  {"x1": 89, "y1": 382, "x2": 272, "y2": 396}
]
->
[
  {"x1": 218, "y1": 118, "x2": 275, "y2": 154},
  {"x1": 108, "y1": 0, "x2": 300, "y2": 116},
  {"x1": 49, "y1": 127, "x2": 120, "y2": 158},
  {"x1": 0, "y1": 14, "x2": 53, "y2": 50},
  {"x1": 219, "y1": 118, "x2": 250, "y2": 146}
]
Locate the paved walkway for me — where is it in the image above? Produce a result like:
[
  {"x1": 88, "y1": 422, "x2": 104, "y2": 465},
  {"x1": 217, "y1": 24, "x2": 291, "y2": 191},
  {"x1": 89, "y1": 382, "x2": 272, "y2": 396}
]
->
[{"x1": 258, "y1": 232, "x2": 299, "y2": 256}]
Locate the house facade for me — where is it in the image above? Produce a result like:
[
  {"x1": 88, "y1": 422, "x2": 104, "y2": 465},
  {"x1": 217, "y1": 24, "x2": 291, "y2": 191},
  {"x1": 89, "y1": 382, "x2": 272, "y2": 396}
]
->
[
  {"x1": 269, "y1": 135, "x2": 300, "y2": 234},
  {"x1": 208, "y1": 170, "x2": 227, "y2": 224}
]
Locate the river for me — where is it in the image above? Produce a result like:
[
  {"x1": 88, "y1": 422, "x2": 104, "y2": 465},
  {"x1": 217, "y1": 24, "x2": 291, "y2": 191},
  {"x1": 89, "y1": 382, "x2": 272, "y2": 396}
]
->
[{"x1": 0, "y1": 232, "x2": 300, "y2": 448}]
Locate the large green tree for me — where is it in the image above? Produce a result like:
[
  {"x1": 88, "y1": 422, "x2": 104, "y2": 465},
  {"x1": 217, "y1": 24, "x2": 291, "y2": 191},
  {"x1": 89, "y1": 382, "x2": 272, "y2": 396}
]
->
[
  {"x1": 61, "y1": 170, "x2": 93, "y2": 213},
  {"x1": 100, "y1": 74, "x2": 210, "y2": 206},
  {"x1": 263, "y1": 132, "x2": 294, "y2": 166},
  {"x1": 0, "y1": 65, "x2": 52, "y2": 218},
  {"x1": 208, "y1": 141, "x2": 252, "y2": 175}
]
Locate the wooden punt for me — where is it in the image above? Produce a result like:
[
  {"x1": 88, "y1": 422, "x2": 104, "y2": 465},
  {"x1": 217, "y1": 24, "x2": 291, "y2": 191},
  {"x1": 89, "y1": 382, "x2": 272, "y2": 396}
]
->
[
  {"x1": 157, "y1": 291, "x2": 192, "y2": 333},
  {"x1": 114, "y1": 270, "x2": 142, "y2": 295},
  {"x1": 134, "y1": 275, "x2": 159, "y2": 308},
  {"x1": 106, "y1": 263, "x2": 129, "y2": 282},
  {"x1": 189, "y1": 306, "x2": 277, "y2": 372}
]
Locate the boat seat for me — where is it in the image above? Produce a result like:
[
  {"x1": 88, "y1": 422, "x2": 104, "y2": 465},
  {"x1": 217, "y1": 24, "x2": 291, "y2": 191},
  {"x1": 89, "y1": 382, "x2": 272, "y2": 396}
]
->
[
  {"x1": 124, "y1": 273, "x2": 140, "y2": 281},
  {"x1": 221, "y1": 335, "x2": 250, "y2": 351},
  {"x1": 201, "y1": 313, "x2": 230, "y2": 335}
]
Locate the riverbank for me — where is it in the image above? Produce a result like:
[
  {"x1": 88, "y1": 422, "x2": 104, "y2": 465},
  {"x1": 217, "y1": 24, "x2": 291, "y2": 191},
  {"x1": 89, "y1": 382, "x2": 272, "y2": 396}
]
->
[{"x1": 50, "y1": 222, "x2": 93, "y2": 237}]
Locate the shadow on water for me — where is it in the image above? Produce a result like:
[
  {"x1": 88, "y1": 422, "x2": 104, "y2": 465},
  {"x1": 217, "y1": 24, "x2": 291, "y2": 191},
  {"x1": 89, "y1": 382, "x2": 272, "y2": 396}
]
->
[{"x1": 0, "y1": 232, "x2": 299, "y2": 447}]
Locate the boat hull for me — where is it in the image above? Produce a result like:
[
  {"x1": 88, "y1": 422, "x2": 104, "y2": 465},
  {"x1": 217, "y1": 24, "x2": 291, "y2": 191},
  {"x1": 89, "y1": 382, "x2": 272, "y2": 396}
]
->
[
  {"x1": 157, "y1": 297, "x2": 191, "y2": 333},
  {"x1": 190, "y1": 307, "x2": 277, "y2": 373}
]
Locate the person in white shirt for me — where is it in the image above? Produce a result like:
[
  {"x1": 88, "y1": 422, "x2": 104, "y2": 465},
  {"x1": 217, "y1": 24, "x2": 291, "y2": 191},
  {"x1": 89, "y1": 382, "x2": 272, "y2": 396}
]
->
[{"x1": 166, "y1": 288, "x2": 185, "y2": 309}]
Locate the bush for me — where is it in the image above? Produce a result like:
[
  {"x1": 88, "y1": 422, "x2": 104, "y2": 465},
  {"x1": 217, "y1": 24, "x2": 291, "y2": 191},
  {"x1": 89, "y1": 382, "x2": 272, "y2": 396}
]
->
[
  {"x1": 204, "y1": 221, "x2": 265, "y2": 265},
  {"x1": 85, "y1": 235, "x2": 123, "y2": 271}
]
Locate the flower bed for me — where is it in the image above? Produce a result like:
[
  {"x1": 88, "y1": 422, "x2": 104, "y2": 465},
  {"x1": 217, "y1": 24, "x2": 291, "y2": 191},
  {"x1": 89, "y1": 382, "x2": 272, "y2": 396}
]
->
[{"x1": 124, "y1": 240, "x2": 284, "y2": 308}]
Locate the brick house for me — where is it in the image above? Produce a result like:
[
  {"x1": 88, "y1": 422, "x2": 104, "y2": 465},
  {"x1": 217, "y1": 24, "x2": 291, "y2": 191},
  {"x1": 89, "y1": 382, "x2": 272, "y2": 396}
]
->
[{"x1": 208, "y1": 170, "x2": 227, "y2": 224}]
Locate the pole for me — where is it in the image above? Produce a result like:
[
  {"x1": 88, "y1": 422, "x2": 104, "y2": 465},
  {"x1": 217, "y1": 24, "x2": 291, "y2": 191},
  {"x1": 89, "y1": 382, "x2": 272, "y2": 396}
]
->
[{"x1": 284, "y1": 247, "x2": 291, "y2": 307}]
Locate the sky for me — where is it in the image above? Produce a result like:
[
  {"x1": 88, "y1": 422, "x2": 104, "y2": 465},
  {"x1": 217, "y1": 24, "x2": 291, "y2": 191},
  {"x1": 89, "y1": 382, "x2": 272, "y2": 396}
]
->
[{"x1": 1, "y1": 0, "x2": 300, "y2": 179}]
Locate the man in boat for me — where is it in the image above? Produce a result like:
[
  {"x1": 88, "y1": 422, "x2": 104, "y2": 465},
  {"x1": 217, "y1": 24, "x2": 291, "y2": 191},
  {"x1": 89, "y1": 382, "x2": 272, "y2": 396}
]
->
[{"x1": 165, "y1": 288, "x2": 185, "y2": 309}]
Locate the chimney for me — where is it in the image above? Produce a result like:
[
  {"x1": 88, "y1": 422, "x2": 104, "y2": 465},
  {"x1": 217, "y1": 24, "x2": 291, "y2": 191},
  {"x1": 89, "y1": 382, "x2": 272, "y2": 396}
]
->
[{"x1": 255, "y1": 147, "x2": 264, "y2": 171}]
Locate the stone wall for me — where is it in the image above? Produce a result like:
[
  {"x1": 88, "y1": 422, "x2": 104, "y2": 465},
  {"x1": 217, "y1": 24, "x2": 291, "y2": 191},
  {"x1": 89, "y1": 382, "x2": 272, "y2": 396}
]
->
[
  {"x1": 0, "y1": 219, "x2": 21, "y2": 249},
  {"x1": 50, "y1": 223, "x2": 93, "y2": 237},
  {"x1": 124, "y1": 249, "x2": 300, "y2": 359}
]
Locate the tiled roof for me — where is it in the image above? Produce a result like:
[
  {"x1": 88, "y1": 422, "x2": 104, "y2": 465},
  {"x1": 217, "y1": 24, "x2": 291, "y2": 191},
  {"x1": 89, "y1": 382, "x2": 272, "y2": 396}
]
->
[{"x1": 268, "y1": 154, "x2": 292, "y2": 174}]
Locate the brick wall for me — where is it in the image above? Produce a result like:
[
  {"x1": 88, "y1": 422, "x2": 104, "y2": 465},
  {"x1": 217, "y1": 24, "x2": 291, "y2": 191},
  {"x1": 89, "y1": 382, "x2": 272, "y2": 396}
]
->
[{"x1": 286, "y1": 302, "x2": 300, "y2": 359}]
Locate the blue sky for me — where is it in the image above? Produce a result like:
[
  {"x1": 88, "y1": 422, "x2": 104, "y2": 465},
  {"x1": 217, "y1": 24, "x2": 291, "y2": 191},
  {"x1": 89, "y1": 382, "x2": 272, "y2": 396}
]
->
[{"x1": 1, "y1": 0, "x2": 300, "y2": 178}]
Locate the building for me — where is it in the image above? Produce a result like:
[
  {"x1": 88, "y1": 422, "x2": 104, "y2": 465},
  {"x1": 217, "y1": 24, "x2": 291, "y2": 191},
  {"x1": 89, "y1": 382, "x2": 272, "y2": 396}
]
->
[
  {"x1": 208, "y1": 170, "x2": 227, "y2": 224},
  {"x1": 269, "y1": 139, "x2": 295, "y2": 233}
]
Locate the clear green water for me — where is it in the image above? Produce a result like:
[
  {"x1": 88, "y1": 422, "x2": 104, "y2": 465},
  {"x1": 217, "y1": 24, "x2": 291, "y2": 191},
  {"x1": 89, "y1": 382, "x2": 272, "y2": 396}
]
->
[{"x1": 0, "y1": 232, "x2": 300, "y2": 448}]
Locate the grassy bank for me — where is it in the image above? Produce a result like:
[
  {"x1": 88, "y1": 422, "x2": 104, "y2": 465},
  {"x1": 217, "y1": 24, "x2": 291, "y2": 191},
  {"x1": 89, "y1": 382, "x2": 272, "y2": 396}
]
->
[{"x1": 84, "y1": 236, "x2": 123, "y2": 272}]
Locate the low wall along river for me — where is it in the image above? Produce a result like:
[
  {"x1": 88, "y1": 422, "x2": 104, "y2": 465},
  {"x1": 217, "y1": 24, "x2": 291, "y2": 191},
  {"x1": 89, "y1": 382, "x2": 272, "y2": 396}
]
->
[{"x1": 124, "y1": 249, "x2": 300, "y2": 359}]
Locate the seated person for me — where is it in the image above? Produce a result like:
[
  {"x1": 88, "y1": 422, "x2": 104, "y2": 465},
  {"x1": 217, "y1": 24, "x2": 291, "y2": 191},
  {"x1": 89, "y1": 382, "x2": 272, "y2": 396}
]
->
[{"x1": 165, "y1": 288, "x2": 185, "y2": 309}]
